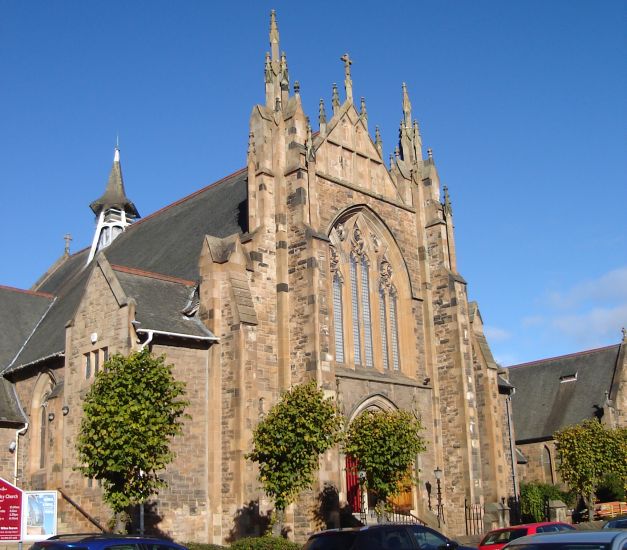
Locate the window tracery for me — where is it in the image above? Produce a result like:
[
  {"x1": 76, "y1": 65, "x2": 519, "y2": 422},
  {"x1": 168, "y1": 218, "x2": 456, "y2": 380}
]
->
[{"x1": 329, "y1": 214, "x2": 403, "y2": 372}]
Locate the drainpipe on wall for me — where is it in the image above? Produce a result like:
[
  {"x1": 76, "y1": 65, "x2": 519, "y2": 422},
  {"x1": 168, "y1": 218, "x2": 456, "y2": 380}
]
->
[
  {"x1": 505, "y1": 392, "x2": 519, "y2": 497},
  {"x1": 139, "y1": 330, "x2": 154, "y2": 351},
  {"x1": 14, "y1": 423, "x2": 29, "y2": 486}
]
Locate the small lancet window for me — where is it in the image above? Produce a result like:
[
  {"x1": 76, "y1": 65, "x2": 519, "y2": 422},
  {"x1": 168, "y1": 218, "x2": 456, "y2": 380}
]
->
[
  {"x1": 390, "y1": 288, "x2": 400, "y2": 371},
  {"x1": 361, "y1": 256, "x2": 374, "y2": 368},
  {"x1": 350, "y1": 254, "x2": 362, "y2": 365},
  {"x1": 379, "y1": 286, "x2": 389, "y2": 370},
  {"x1": 333, "y1": 272, "x2": 345, "y2": 363}
]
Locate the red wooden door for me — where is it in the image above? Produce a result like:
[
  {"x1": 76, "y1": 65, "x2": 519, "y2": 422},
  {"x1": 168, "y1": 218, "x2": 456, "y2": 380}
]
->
[{"x1": 346, "y1": 455, "x2": 362, "y2": 512}]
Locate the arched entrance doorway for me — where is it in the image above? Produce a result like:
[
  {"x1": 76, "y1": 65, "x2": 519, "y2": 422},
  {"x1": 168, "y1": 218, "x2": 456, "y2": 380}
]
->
[{"x1": 344, "y1": 395, "x2": 414, "y2": 514}]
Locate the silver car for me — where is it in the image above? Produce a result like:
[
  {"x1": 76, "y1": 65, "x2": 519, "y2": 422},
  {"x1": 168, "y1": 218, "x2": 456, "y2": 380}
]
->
[{"x1": 504, "y1": 530, "x2": 627, "y2": 550}]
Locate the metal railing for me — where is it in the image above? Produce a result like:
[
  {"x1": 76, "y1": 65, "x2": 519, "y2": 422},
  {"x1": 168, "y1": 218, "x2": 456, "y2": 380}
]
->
[{"x1": 57, "y1": 487, "x2": 107, "y2": 532}]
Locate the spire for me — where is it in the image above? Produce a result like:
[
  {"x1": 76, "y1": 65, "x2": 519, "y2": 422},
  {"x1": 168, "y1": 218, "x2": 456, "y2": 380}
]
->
[
  {"x1": 375, "y1": 126, "x2": 383, "y2": 157},
  {"x1": 269, "y1": 9, "x2": 280, "y2": 61},
  {"x1": 340, "y1": 53, "x2": 353, "y2": 103},
  {"x1": 360, "y1": 97, "x2": 367, "y2": 124},
  {"x1": 402, "y1": 82, "x2": 412, "y2": 129},
  {"x1": 264, "y1": 52, "x2": 272, "y2": 84},
  {"x1": 332, "y1": 83, "x2": 340, "y2": 114},
  {"x1": 306, "y1": 118, "x2": 314, "y2": 162},
  {"x1": 443, "y1": 186, "x2": 453, "y2": 216},
  {"x1": 319, "y1": 99, "x2": 327, "y2": 125},
  {"x1": 622, "y1": 327, "x2": 627, "y2": 343},
  {"x1": 89, "y1": 146, "x2": 139, "y2": 218},
  {"x1": 248, "y1": 131, "x2": 256, "y2": 159},
  {"x1": 294, "y1": 80, "x2": 300, "y2": 98},
  {"x1": 87, "y1": 146, "x2": 139, "y2": 264}
]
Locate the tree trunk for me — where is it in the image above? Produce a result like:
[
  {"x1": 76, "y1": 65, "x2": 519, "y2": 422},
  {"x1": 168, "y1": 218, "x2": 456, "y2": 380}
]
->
[{"x1": 272, "y1": 508, "x2": 285, "y2": 537}]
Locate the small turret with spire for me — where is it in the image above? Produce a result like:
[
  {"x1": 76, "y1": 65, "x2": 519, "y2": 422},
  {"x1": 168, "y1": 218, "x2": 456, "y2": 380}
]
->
[{"x1": 87, "y1": 145, "x2": 139, "y2": 263}]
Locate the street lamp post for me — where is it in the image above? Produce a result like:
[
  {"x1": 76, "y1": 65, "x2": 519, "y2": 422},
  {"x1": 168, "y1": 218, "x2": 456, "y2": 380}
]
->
[
  {"x1": 434, "y1": 467, "x2": 444, "y2": 528},
  {"x1": 358, "y1": 469, "x2": 367, "y2": 524}
]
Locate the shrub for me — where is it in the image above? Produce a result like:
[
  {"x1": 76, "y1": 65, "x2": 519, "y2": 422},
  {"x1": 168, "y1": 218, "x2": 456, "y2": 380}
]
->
[
  {"x1": 184, "y1": 544, "x2": 227, "y2": 550},
  {"x1": 595, "y1": 472, "x2": 626, "y2": 502},
  {"x1": 229, "y1": 536, "x2": 301, "y2": 550},
  {"x1": 520, "y1": 482, "x2": 575, "y2": 522}
]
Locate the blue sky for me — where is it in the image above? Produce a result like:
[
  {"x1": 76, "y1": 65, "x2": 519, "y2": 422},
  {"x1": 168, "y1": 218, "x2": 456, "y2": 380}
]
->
[{"x1": 1, "y1": 1, "x2": 625, "y2": 366}]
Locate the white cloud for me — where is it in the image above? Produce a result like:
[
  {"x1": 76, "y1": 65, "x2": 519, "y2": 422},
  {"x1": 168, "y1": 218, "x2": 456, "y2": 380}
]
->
[
  {"x1": 484, "y1": 326, "x2": 511, "y2": 342},
  {"x1": 521, "y1": 315, "x2": 544, "y2": 327},
  {"x1": 551, "y1": 303, "x2": 627, "y2": 346},
  {"x1": 548, "y1": 266, "x2": 627, "y2": 310}
]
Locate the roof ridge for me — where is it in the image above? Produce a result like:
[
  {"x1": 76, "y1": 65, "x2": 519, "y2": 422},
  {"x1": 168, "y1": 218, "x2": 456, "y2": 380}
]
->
[
  {"x1": 110, "y1": 264, "x2": 197, "y2": 286},
  {"x1": 127, "y1": 166, "x2": 247, "y2": 229},
  {"x1": 508, "y1": 343, "x2": 620, "y2": 369},
  {"x1": 0, "y1": 285, "x2": 54, "y2": 299}
]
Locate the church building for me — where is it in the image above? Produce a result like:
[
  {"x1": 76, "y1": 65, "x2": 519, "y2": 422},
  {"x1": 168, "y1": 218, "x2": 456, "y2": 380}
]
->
[{"x1": 0, "y1": 12, "x2": 514, "y2": 544}]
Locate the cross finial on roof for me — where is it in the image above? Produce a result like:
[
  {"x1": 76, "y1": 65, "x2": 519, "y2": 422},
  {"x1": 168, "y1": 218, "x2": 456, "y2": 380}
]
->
[
  {"x1": 64, "y1": 233, "x2": 72, "y2": 256},
  {"x1": 340, "y1": 53, "x2": 353, "y2": 103}
]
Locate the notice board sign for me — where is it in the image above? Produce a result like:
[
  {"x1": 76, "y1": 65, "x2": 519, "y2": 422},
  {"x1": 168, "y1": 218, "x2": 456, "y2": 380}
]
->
[
  {"x1": 23, "y1": 491, "x2": 57, "y2": 541},
  {"x1": 0, "y1": 477, "x2": 23, "y2": 541}
]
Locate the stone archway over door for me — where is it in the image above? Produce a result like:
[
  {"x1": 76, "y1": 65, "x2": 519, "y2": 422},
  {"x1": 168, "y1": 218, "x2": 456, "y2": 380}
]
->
[{"x1": 344, "y1": 393, "x2": 413, "y2": 512}]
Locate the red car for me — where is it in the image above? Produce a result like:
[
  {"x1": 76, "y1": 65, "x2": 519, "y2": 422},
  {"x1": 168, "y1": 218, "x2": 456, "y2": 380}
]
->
[{"x1": 478, "y1": 522, "x2": 575, "y2": 550}]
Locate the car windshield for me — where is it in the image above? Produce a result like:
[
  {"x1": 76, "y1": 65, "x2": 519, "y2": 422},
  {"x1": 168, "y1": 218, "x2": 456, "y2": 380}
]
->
[{"x1": 482, "y1": 529, "x2": 528, "y2": 545}]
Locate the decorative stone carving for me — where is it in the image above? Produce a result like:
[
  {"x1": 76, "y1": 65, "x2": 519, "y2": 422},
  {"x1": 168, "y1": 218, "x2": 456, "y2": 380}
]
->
[
  {"x1": 336, "y1": 223, "x2": 346, "y2": 241},
  {"x1": 380, "y1": 257, "x2": 393, "y2": 288},
  {"x1": 352, "y1": 225, "x2": 364, "y2": 256},
  {"x1": 329, "y1": 245, "x2": 339, "y2": 273}
]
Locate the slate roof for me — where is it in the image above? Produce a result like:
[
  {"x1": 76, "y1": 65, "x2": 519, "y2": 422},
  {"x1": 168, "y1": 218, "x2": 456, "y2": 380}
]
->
[
  {"x1": 4, "y1": 168, "x2": 247, "y2": 373},
  {"x1": 104, "y1": 168, "x2": 248, "y2": 282},
  {"x1": 0, "y1": 377, "x2": 26, "y2": 424},
  {"x1": 507, "y1": 344, "x2": 621, "y2": 443},
  {"x1": 113, "y1": 266, "x2": 215, "y2": 339},
  {"x1": 0, "y1": 286, "x2": 54, "y2": 370}
]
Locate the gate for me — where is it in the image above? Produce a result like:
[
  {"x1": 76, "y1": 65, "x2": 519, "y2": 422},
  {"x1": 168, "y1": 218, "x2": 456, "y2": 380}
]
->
[{"x1": 465, "y1": 499, "x2": 484, "y2": 536}]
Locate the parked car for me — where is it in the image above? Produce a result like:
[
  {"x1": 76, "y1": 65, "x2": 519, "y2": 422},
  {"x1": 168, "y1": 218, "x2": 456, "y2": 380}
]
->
[
  {"x1": 303, "y1": 523, "x2": 476, "y2": 550},
  {"x1": 603, "y1": 517, "x2": 627, "y2": 529},
  {"x1": 503, "y1": 530, "x2": 627, "y2": 550},
  {"x1": 479, "y1": 522, "x2": 575, "y2": 550},
  {"x1": 28, "y1": 534, "x2": 188, "y2": 550}
]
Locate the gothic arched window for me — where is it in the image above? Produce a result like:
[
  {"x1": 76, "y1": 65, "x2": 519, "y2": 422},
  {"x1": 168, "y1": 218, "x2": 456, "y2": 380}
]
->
[
  {"x1": 39, "y1": 403, "x2": 47, "y2": 469},
  {"x1": 330, "y1": 217, "x2": 403, "y2": 372},
  {"x1": 542, "y1": 445, "x2": 554, "y2": 483}
]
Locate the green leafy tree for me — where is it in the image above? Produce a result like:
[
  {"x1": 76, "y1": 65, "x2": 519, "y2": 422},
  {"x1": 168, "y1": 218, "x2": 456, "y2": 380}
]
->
[
  {"x1": 554, "y1": 419, "x2": 627, "y2": 517},
  {"x1": 345, "y1": 409, "x2": 426, "y2": 508},
  {"x1": 247, "y1": 382, "x2": 343, "y2": 528},
  {"x1": 76, "y1": 349, "x2": 188, "y2": 520}
]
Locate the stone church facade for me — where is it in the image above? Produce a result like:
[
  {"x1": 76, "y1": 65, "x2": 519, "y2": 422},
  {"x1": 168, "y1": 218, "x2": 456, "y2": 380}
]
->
[{"x1": 0, "y1": 12, "x2": 514, "y2": 544}]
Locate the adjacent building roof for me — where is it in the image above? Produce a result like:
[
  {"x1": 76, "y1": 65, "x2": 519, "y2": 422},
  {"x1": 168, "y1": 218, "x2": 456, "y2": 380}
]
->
[
  {"x1": 508, "y1": 344, "x2": 621, "y2": 443},
  {"x1": 0, "y1": 286, "x2": 54, "y2": 370}
]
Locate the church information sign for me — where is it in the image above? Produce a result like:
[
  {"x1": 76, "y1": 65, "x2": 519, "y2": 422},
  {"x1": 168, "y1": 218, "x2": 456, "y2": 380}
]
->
[
  {"x1": 0, "y1": 478, "x2": 23, "y2": 541},
  {"x1": 23, "y1": 491, "x2": 57, "y2": 541}
]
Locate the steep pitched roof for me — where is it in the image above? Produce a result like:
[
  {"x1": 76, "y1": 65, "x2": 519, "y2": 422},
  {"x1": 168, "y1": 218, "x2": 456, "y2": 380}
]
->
[
  {"x1": 508, "y1": 344, "x2": 620, "y2": 443},
  {"x1": 103, "y1": 168, "x2": 248, "y2": 281},
  {"x1": 0, "y1": 286, "x2": 54, "y2": 370},
  {"x1": 5, "y1": 169, "x2": 246, "y2": 371}
]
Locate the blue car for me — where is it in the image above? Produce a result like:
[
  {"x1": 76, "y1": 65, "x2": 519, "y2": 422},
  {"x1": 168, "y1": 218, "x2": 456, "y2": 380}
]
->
[{"x1": 29, "y1": 534, "x2": 188, "y2": 550}]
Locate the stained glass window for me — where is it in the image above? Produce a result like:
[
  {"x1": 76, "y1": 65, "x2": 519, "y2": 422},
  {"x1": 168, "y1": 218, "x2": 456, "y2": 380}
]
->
[
  {"x1": 350, "y1": 254, "x2": 361, "y2": 365},
  {"x1": 361, "y1": 256, "x2": 373, "y2": 367},
  {"x1": 333, "y1": 273, "x2": 345, "y2": 363}
]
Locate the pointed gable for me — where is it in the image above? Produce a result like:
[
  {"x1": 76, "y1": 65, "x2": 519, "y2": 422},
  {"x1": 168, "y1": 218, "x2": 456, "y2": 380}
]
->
[{"x1": 314, "y1": 104, "x2": 405, "y2": 204}]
